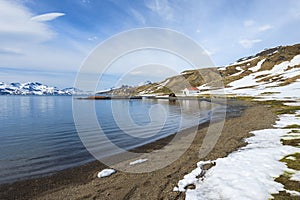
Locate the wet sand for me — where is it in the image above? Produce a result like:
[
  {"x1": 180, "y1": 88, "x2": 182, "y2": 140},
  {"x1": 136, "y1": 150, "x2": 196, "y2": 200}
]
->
[{"x1": 0, "y1": 100, "x2": 277, "y2": 200}]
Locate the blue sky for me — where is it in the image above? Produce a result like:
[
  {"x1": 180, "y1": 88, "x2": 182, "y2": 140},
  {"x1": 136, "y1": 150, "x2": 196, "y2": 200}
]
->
[{"x1": 1, "y1": 0, "x2": 300, "y2": 90}]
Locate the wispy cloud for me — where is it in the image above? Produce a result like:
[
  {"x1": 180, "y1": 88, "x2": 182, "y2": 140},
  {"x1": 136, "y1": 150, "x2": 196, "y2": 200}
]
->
[
  {"x1": 239, "y1": 39, "x2": 262, "y2": 48},
  {"x1": 88, "y1": 36, "x2": 98, "y2": 41},
  {"x1": 31, "y1": 12, "x2": 65, "y2": 22},
  {"x1": 130, "y1": 9, "x2": 146, "y2": 25},
  {"x1": 145, "y1": 0, "x2": 173, "y2": 21},
  {"x1": 258, "y1": 24, "x2": 273, "y2": 32}
]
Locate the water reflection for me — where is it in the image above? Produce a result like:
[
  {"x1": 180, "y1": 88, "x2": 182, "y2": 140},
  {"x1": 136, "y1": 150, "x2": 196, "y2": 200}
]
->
[{"x1": 0, "y1": 96, "x2": 224, "y2": 184}]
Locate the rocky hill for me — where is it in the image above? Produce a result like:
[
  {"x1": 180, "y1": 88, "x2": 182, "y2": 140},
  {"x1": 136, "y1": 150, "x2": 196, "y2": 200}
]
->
[{"x1": 109, "y1": 43, "x2": 300, "y2": 99}]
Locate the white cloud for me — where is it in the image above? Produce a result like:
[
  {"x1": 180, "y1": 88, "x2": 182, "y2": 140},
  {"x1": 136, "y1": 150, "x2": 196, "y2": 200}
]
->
[
  {"x1": 0, "y1": 1, "x2": 55, "y2": 43},
  {"x1": 258, "y1": 24, "x2": 273, "y2": 32},
  {"x1": 239, "y1": 39, "x2": 262, "y2": 48},
  {"x1": 31, "y1": 12, "x2": 65, "y2": 22},
  {"x1": 88, "y1": 36, "x2": 98, "y2": 41},
  {"x1": 244, "y1": 20, "x2": 255, "y2": 27},
  {"x1": 0, "y1": 1, "x2": 84, "y2": 72}
]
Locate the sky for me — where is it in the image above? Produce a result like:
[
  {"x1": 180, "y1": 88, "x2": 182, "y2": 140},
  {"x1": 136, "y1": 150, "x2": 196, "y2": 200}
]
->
[{"x1": 1, "y1": 0, "x2": 300, "y2": 90}]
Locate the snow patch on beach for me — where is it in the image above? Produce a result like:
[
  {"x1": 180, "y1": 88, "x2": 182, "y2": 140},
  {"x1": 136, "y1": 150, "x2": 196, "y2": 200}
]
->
[
  {"x1": 286, "y1": 156, "x2": 296, "y2": 160},
  {"x1": 290, "y1": 171, "x2": 300, "y2": 182},
  {"x1": 97, "y1": 169, "x2": 116, "y2": 178},
  {"x1": 175, "y1": 111, "x2": 300, "y2": 199},
  {"x1": 286, "y1": 190, "x2": 300, "y2": 196},
  {"x1": 284, "y1": 102, "x2": 300, "y2": 106},
  {"x1": 173, "y1": 161, "x2": 213, "y2": 192},
  {"x1": 129, "y1": 158, "x2": 148, "y2": 165},
  {"x1": 274, "y1": 114, "x2": 300, "y2": 128}
]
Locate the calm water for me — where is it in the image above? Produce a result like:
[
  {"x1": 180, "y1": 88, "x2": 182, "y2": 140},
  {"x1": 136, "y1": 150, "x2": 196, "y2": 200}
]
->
[{"x1": 0, "y1": 96, "x2": 224, "y2": 184}]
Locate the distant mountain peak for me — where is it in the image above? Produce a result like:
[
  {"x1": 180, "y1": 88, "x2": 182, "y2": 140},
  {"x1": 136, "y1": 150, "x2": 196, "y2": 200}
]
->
[{"x1": 0, "y1": 82, "x2": 89, "y2": 96}]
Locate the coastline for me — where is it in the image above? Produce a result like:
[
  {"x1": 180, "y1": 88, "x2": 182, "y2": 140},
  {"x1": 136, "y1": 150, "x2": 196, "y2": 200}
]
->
[{"x1": 0, "y1": 100, "x2": 277, "y2": 200}]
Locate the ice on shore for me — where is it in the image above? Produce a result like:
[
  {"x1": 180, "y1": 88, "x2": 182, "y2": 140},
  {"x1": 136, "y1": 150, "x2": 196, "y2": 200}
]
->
[
  {"x1": 175, "y1": 113, "x2": 300, "y2": 200},
  {"x1": 97, "y1": 169, "x2": 116, "y2": 178},
  {"x1": 129, "y1": 158, "x2": 148, "y2": 165}
]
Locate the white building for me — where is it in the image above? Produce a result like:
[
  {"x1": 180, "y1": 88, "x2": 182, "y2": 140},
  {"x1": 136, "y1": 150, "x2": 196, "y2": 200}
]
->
[{"x1": 182, "y1": 87, "x2": 200, "y2": 96}]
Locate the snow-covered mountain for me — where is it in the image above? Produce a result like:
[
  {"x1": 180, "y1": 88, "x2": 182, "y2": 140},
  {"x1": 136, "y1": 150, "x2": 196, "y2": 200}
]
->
[{"x1": 0, "y1": 82, "x2": 88, "y2": 95}]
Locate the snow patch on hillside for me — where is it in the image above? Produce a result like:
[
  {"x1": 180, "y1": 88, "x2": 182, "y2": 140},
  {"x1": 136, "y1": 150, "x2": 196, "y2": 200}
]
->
[
  {"x1": 201, "y1": 54, "x2": 300, "y2": 101},
  {"x1": 249, "y1": 58, "x2": 266, "y2": 72}
]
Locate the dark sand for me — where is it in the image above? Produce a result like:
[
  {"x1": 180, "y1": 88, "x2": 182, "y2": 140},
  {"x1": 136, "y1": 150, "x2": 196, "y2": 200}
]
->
[{"x1": 0, "y1": 101, "x2": 277, "y2": 200}]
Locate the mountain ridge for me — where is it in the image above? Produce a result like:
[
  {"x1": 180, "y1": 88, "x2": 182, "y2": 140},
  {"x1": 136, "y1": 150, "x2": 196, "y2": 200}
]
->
[
  {"x1": 107, "y1": 43, "x2": 300, "y2": 98},
  {"x1": 0, "y1": 82, "x2": 88, "y2": 95}
]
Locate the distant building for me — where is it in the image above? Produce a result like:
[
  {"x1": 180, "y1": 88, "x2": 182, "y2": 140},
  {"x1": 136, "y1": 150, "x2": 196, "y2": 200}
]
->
[{"x1": 183, "y1": 87, "x2": 200, "y2": 96}]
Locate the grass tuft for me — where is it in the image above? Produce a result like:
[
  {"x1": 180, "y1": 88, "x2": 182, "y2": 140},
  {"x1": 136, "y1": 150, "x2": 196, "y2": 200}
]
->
[
  {"x1": 283, "y1": 124, "x2": 300, "y2": 129},
  {"x1": 275, "y1": 106, "x2": 300, "y2": 115},
  {"x1": 280, "y1": 153, "x2": 300, "y2": 170},
  {"x1": 273, "y1": 153, "x2": 300, "y2": 199},
  {"x1": 290, "y1": 130, "x2": 300, "y2": 133},
  {"x1": 281, "y1": 138, "x2": 300, "y2": 147},
  {"x1": 260, "y1": 92, "x2": 281, "y2": 95}
]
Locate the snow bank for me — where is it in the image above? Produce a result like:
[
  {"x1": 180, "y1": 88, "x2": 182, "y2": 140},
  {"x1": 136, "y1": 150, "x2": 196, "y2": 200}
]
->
[
  {"x1": 284, "y1": 102, "x2": 300, "y2": 106},
  {"x1": 173, "y1": 161, "x2": 213, "y2": 192},
  {"x1": 97, "y1": 169, "x2": 116, "y2": 178},
  {"x1": 274, "y1": 114, "x2": 300, "y2": 128},
  {"x1": 286, "y1": 190, "x2": 300, "y2": 196},
  {"x1": 290, "y1": 171, "x2": 300, "y2": 182},
  {"x1": 175, "y1": 113, "x2": 300, "y2": 200}
]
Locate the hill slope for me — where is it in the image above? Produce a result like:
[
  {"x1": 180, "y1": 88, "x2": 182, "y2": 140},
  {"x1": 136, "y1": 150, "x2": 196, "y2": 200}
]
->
[{"x1": 108, "y1": 43, "x2": 300, "y2": 99}]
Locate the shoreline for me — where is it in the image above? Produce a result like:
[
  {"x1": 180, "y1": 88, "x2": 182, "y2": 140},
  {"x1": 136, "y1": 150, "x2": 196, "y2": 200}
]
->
[{"x1": 0, "y1": 100, "x2": 277, "y2": 200}]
